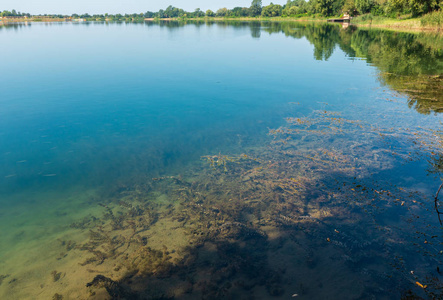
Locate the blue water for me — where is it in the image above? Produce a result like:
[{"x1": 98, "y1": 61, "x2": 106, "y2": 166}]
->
[
  {"x1": 0, "y1": 21, "x2": 442, "y2": 299},
  {"x1": 0, "y1": 22, "x2": 374, "y2": 195}
]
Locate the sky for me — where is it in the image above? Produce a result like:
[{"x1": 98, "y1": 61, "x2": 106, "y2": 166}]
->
[{"x1": 1, "y1": 0, "x2": 285, "y2": 15}]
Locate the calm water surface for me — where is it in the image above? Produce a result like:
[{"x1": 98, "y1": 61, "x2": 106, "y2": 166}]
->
[{"x1": 0, "y1": 21, "x2": 442, "y2": 299}]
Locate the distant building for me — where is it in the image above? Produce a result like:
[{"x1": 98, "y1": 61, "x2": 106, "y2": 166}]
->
[{"x1": 327, "y1": 13, "x2": 352, "y2": 23}]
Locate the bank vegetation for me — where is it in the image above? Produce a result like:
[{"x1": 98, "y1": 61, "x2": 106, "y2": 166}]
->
[{"x1": 1, "y1": 0, "x2": 442, "y2": 30}]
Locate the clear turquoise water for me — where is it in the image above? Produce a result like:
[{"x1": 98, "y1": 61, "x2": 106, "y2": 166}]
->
[
  {"x1": 0, "y1": 21, "x2": 442, "y2": 299},
  {"x1": 0, "y1": 22, "x2": 310, "y2": 190}
]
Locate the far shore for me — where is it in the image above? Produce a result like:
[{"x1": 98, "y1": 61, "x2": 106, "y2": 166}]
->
[{"x1": 1, "y1": 16, "x2": 441, "y2": 32}]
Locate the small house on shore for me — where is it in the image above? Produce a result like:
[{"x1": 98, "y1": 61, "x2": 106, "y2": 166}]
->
[{"x1": 327, "y1": 13, "x2": 352, "y2": 23}]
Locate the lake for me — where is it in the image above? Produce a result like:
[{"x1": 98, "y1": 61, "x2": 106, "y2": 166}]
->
[{"x1": 0, "y1": 20, "x2": 442, "y2": 299}]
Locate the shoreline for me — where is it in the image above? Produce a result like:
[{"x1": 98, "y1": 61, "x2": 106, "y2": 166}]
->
[
  {"x1": 1, "y1": 16, "x2": 441, "y2": 32},
  {"x1": 352, "y1": 18, "x2": 442, "y2": 32},
  {"x1": 355, "y1": 23, "x2": 442, "y2": 32}
]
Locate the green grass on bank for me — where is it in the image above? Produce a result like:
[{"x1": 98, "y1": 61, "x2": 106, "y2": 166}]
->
[
  {"x1": 2, "y1": 12, "x2": 441, "y2": 30},
  {"x1": 152, "y1": 13, "x2": 442, "y2": 29},
  {"x1": 352, "y1": 14, "x2": 419, "y2": 26},
  {"x1": 420, "y1": 10, "x2": 443, "y2": 27},
  {"x1": 352, "y1": 11, "x2": 443, "y2": 29}
]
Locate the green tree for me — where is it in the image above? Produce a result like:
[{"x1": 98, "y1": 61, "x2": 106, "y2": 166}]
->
[
  {"x1": 309, "y1": 0, "x2": 344, "y2": 16},
  {"x1": 216, "y1": 7, "x2": 229, "y2": 17},
  {"x1": 343, "y1": 0, "x2": 358, "y2": 15},
  {"x1": 206, "y1": 9, "x2": 215, "y2": 17},
  {"x1": 262, "y1": 3, "x2": 283, "y2": 16},
  {"x1": 249, "y1": 0, "x2": 263, "y2": 16},
  {"x1": 1, "y1": 10, "x2": 12, "y2": 17},
  {"x1": 382, "y1": 0, "x2": 440, "y2": 16},
  {"x1": 354, "y1": 0, "x2": 375, "y2": 13},
  {"x1": 283, "y1": 0, "x2": 308, "y2": 15},
  {"x1": 194, "y1": 8, "x2": 204, "y2": 17},
  {"x1": 163, "y1": 5, "x2": 185, "y2": 18},
  {"x1": 408, "y1": 0, "x2": 441, "y2": 16},
  {"x1": 232, "y1": 7, "x2": 249, "y2": 16}
]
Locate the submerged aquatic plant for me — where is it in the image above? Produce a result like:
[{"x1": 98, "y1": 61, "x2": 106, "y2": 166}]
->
[{"x1": 47, "y1": 106, "x2": 443, "y2": 299}]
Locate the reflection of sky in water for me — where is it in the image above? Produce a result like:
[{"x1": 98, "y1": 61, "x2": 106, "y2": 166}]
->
[
  {"x1": 0, "y1": 22, "x2": 384, "y2": 193},
  {"x1": 0, "y1": 22, "x2": 442, "y2": 299}
]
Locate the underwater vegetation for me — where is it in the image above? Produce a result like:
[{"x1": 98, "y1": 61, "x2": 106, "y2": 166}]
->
[
  {"x1": 35, "y1": 103, "x2": 442, "y2": 299},
  {"x1": 1, "y1": 21, "x2": 442, "y2": 300}
]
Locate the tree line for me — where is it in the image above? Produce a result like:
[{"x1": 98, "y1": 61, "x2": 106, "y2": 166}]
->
[
  {"x1": 2, "y1": 0, "x2": 442, "y2": 21},
  {"x1": 1, "y1": 9, "x2": 31, "y2": 17}
]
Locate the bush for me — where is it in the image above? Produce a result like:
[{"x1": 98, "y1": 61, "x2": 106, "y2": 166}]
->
[
  {"x1": 352, "y1": 13, "x2": 373, "y2": 22},
  {"x1": 370, "y1": 5, "x2": 384, "y2": 16},
  {"x1": 420, "y1": 10, "x2": 443, "y2": 26}
]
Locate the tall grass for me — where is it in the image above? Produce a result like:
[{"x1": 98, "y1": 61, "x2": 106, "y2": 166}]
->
[
  {"x1": 420, "y1": 10, "x2": 443, "y2": 27},
  {"x1": 351, "y1": 14, "x2": 395, "y2": 24}
]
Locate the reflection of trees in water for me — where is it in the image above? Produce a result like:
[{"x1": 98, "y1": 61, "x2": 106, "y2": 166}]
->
[
  {"x1": 259, "y1": 22, "x2": 443, "y2": 115},
  {"x1": 380, "y1": 73, "x2": 443, "y2": 115},
  {"x1": 261, "y1": 22, "x2": 341, "y2": 60},
  {"x1": 249, "y1": 21, "x2": 261, "y2": 38},
  {"x1": 160, "y1": 20, "x2": 441, "y2": 115},
  {"x1": 245, "y1": 20, "x2": 443, "y2": 225},
  {"x1": 0, "y1": 22, "x2": 32, "y2": 30},
  {"x1": 145, "y1": 20, "x2": 206, "y2": 28},
  {"x1": 300, "y1": 24, "x2": 339, "y2": 61},
  {"x1": 125, "y1": 19, "x2": 443, "y2": 114},
  {"x1": 348, "y1": 30, "x2": 442, "y2": 75},
  {"x1": 340, "y1": 29, "x2": 443, "y2": 115}
]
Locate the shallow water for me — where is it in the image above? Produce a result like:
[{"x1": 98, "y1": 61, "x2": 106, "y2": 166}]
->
[{"x1": 0, "y1": 21, "x2": 442, "y2": 299}]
